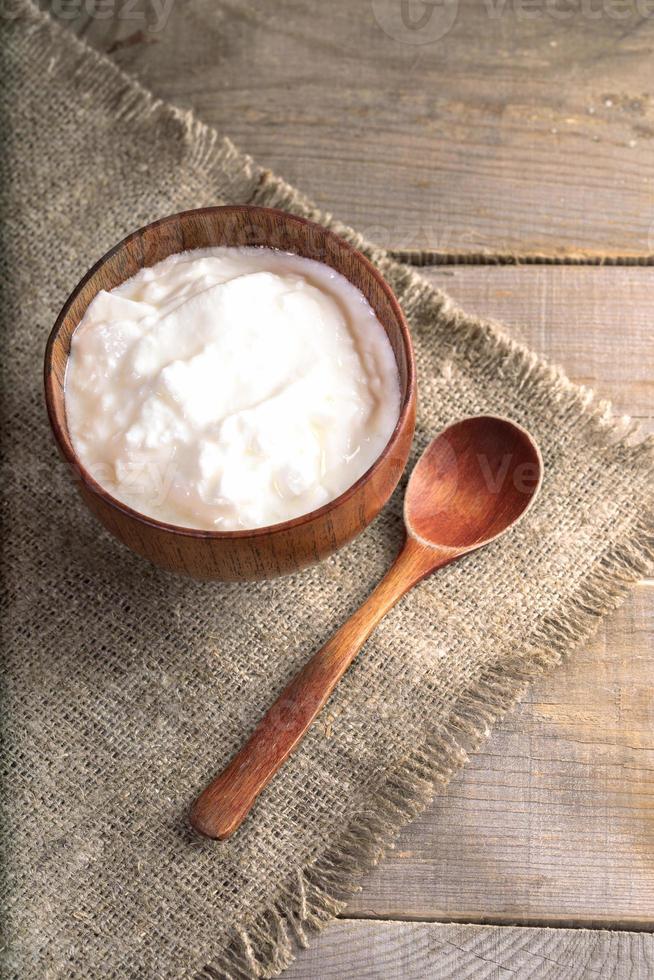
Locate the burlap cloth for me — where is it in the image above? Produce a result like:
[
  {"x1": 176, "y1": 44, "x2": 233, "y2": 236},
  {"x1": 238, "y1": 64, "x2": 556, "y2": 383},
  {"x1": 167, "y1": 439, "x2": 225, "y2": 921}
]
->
[{"x1": 2, "y1": 2, "x2": 653, "y2": 977}]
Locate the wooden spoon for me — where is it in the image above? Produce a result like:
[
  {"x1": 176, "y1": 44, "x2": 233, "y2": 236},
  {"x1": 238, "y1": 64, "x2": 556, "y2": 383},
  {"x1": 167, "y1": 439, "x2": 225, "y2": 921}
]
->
[{"x1": 190, "y1": 415, "x2": 543, "y2": 840}]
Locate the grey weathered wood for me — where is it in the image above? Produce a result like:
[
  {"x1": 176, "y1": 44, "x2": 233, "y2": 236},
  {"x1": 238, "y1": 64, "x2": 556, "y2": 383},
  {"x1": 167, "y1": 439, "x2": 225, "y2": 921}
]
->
[
  {"x1": 283, "y1": 919, "x2": 654, "y2": 978},
  {"x1": 44, "y1": 2, "x2": 654, "y2": 969},
  {"x1": 346, "y1": 586, "x2": 654, "y2": 927},
  {"x1": 49, "y1": 0, "x2": 654, "y2": 259},
  {"x1": 420, "y1": 266, "x2": 654, "y2": 425}
]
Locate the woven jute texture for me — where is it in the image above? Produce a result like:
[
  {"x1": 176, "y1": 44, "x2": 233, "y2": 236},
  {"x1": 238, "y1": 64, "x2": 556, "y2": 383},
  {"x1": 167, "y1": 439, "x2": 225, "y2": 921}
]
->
[{"x1": 2, "y1": 3, "x2": 653, "y2": 977}]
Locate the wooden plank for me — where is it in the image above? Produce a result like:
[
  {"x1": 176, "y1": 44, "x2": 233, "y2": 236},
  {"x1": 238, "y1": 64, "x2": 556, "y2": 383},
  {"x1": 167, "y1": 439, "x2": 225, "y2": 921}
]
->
[
  {"x1": 44, "y1": 4, "x2": 654, "y2": 947},
  {"x1": 420, "y1": 266, "x2": 654, "y2": 425},
  {"x1": 283, "y1": 919, "x2": 654, "y2": 979},
  {"x1": 346, "y1": 586, "x2": 654, "y2": 927},
  {"x1": 49, "y1": 0, "x2": 654, "y2": 259}
]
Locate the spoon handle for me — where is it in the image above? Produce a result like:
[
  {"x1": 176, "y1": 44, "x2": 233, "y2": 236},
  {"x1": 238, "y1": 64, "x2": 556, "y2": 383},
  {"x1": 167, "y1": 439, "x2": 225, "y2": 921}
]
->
[{"x1": 190, "y1": 536, "x2": 441, "y2": 840}]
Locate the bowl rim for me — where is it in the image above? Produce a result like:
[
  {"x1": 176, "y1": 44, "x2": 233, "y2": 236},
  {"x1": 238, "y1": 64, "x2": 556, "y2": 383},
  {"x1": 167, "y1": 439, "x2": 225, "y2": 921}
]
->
[{"x1": 44, "y1": 204, "x2": 416, "y2": 540}]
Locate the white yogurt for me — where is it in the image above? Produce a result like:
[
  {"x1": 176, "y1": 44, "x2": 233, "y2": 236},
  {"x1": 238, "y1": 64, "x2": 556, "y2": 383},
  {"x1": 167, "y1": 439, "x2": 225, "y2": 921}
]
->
[{"x1": 65, "y1": 247, "x2": 401, "y2": 530}]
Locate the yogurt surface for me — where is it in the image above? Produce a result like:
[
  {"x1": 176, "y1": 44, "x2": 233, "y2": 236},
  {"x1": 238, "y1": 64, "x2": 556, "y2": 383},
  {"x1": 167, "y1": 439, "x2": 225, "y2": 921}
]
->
[{"x1": 65, "y1": 247, "x2": 401, "y2": 530}]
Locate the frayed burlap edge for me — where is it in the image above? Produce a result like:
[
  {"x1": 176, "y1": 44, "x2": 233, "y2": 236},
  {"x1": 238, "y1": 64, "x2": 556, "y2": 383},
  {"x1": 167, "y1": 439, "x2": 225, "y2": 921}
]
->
[{"x1": 10, "y1": 3, "x2": 654, "y2": 978}]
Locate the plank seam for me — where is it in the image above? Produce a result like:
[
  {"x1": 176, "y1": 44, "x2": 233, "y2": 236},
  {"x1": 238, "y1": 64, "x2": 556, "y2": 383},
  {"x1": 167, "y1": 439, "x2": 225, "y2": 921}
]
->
[
  {"x1": 388, "y1": 251, "x2": 654, "y2": 268},
  {"x1": 338, "y1": 913, "x2": 654, "y2": 933}
]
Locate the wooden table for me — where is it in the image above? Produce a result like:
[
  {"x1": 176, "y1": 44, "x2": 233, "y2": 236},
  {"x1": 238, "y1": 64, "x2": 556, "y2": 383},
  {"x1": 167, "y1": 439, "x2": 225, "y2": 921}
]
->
[{"x1": 56, "y1": 2, "x2": 653, "y2": 974}]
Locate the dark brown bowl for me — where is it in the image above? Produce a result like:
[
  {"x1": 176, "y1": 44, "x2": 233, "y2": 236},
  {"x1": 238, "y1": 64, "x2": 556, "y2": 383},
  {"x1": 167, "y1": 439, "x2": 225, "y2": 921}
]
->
[{"x1": 44, "y1": 205, "x2": 416, "y2": 581}]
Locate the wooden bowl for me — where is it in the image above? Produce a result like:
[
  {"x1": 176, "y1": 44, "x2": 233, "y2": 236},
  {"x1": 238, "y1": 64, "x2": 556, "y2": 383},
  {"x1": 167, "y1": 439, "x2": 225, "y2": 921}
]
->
[{"x1": 44, "y1": 205, "x2": 416, "y2": 581}]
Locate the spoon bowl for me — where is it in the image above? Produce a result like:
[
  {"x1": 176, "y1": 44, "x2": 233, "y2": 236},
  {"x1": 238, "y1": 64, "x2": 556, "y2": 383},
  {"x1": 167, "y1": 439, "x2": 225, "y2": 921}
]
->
[
  {"x1": 406, "y1": 415, "x2": 542, "y2": 550},
  {"x1": 190, "y1": 415, "x2": 543, "y2": 840}
]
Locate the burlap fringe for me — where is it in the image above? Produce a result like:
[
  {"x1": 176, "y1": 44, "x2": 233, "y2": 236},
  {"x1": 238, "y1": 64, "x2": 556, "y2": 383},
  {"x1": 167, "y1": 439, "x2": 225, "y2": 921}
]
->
[
  {"x1": 10, "y1": 4, "x2": 654, "y2": 978},
  {"x1": 198, "y1": 517, "x2": 654, "y2": 980},
  {"x1": 200, "y1": 180, "x2": 654, "y2": 980},
  {"x1": 197, "y1": 174, "x2": 654, "y2": 980}
]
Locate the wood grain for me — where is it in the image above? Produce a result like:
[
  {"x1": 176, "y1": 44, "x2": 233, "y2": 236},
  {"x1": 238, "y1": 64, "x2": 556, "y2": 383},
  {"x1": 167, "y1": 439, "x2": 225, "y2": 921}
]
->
[
  {"x1": 346, "y1": 585, "x2": 654, "y2": 928},
  {"x1": 50, "y1": 0, "x2": 654, "y2": 260},
  {"x1": 283, "y1": 919, "x2": 654, "y2": 978},
  {"x1": 44, "y1": 205, "x2": 416, "y2": 581},
  {"x1": 421, "y1": 266, "x2": 654, "y2": 427}
]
